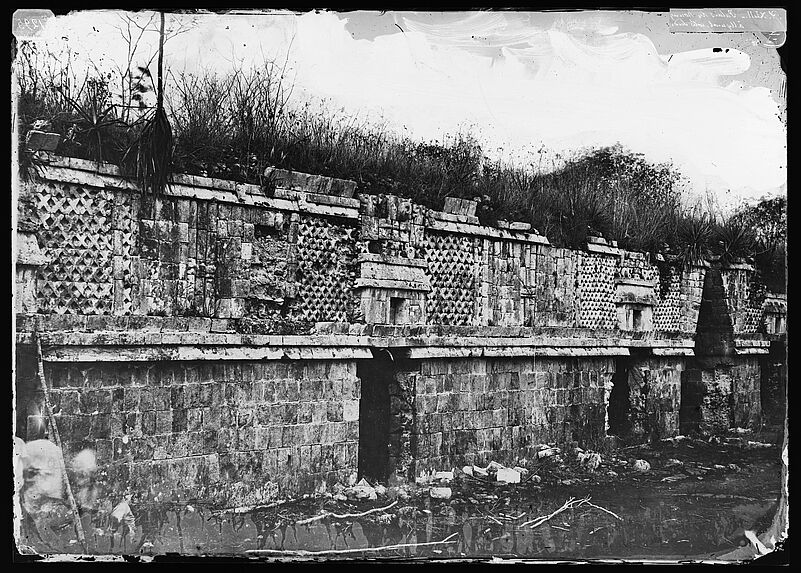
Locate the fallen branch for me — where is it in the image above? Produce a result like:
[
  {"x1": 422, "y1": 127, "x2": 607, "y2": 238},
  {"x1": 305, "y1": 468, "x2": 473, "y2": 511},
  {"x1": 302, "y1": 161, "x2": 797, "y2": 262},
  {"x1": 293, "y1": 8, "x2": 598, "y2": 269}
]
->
[
  {"x1": 246, "y1": 531, "x2": 459, "y2": 556},
  {"x1": 296, "y1": 500, "x2": 398, "y2": 525},
  {"x1": 499, "y1": 512, "x2": 528, "y2": 521},
  {"x1": 519, "y1": 496, "x2": 622, "y2": 530},
  {"x1": 520, "y1": 496, "x2": 587, "y2": 529},
  {"x1": 210, "y1": 499, "x2": 289, "y2": 516},
  {"x1": 34, "y1": 332, "x2": 87, "y2": 553},
  {"x1": 583, "y1": 500, "x2": 623, "y2": 521}
]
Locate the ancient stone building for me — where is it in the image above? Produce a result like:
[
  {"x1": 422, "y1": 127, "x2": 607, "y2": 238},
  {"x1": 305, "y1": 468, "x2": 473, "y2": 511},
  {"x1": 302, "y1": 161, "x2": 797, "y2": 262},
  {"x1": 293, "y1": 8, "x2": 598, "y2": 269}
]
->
[{"x1": 13, "y1": 154, "x2": 785, "y2": 507}]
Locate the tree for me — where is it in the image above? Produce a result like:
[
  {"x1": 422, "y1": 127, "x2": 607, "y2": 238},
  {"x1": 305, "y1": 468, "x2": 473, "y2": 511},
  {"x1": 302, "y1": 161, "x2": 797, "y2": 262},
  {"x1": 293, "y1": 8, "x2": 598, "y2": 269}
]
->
[
  {"x1": 731, "y1": 196, "x2": 787, "y2": 292},
  {"x1": 525, "y1": 144, "x2": 686, "y2": 251}
]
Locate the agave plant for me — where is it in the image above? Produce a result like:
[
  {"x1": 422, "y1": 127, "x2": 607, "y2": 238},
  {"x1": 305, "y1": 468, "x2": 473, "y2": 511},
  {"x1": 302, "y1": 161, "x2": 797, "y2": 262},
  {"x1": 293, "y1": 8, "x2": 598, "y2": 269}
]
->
[
  {"x1": 58, "y1": 77, "x2": 129, "y2": 162},
  {"x1": 121, "y1": 11, "x2": 172, "y2": 195},
  {"x1": 712, "y1": 218, "x2": 758, "y2": 265},
  {"x1": 676, "y1": 215, "x2": 713, "y2": 267}
]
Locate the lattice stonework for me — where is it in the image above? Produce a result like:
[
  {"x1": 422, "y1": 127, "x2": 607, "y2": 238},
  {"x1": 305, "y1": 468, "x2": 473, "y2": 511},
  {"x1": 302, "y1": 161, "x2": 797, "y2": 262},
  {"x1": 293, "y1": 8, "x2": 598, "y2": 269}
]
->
[
  {"x1": 112, "y1": 190, "x2": 138, "y2": 315},
  {"x1": 295, "y1": 215, "x2": 355, "y2": 322},
  {"x1": 35, "y1": 182, "x2": 115, "y2": 315},
  {"x1": 653, "y1": 268, "x2": 683, "y2": 331},
  {"x1": 424, "y1": 232, "x2": 478, "y2": 326},
  {"x1": 577, "y1": 254, "x2": 617, "y2": 329}
]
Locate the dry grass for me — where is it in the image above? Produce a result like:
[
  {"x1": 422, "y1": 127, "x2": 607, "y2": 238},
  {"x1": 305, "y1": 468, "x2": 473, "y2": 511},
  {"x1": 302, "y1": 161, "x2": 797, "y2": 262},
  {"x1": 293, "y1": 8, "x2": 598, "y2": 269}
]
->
[{"x1": 14, "y1": 47, "x2": 785, "y2": 278}]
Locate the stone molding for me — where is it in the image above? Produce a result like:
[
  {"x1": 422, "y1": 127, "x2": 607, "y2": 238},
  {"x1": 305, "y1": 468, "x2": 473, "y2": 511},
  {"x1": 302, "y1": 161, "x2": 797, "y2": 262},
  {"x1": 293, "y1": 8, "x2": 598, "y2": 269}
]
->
[
  {"x1": 356, "y1": 253, "x2": 428, "y2": 268},
  {"x1": 586, "y1": 242, "x2": 622, "y2": 256},
  {"x1": 355, "y1": 253, "x2": 432, "y2": 293},
  {"x1": 354, "y1": 278, "x2": 432, "y2": 292},
  {"x1": 36, "y1": 157, "x2": 360, "y2": 220},
  {"x1": 426, "y1": 214, "x2": 549, "y2": 245}
]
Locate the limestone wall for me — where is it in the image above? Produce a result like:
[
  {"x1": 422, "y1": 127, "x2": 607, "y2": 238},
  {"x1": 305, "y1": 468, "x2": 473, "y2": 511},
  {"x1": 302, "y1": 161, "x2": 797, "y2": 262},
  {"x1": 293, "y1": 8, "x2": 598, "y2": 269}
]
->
[
  {"x1": 23, "y1": 156, "x2": 711, "y2": 336},
  {"x1": 13, "y1": 156, "x2": 771, "y2": 502},
  {"x1": 720, "y1": 265, "x2": 765, "y2": 334},
  {"x1": 398, "y1": 357, "x2": 614, "y2": 476},
  {"x1": 27, "y1": 157, "x2": 360, "y2": 327},
  {"x1": 730, "y1": 356, "x2": 762, "y2": 429},
  {"x1": 35, "y1": 359, "x2": 360, "y2": 505}
]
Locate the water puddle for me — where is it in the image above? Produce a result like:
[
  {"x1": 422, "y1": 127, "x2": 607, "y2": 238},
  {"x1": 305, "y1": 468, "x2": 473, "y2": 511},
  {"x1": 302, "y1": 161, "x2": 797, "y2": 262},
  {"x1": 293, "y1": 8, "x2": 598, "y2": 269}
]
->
[{"x1": 20, "y1": 456, "x2": 780, "y2": 560}]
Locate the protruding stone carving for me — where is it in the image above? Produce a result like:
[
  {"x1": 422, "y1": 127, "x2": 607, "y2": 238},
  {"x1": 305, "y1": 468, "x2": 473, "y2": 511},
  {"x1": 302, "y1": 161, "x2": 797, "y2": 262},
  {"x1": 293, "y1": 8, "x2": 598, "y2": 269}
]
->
[
  {"x1": 354, "y1": 254, "x2": 429, "y2": 324},
  {"x1": 614, "y1": 277, "x2": 657, "y2": 332}
]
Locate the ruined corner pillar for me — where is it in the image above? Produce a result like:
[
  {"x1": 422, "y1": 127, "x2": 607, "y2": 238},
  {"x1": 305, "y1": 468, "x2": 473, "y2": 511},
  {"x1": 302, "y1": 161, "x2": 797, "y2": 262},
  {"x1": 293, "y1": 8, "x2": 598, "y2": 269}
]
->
[
  {"x1": 15, "y1": 183, "x2": 48, "y2": 314},
  {"x1": 682, "y1": 264, "x2": 764, "y2": 435}
]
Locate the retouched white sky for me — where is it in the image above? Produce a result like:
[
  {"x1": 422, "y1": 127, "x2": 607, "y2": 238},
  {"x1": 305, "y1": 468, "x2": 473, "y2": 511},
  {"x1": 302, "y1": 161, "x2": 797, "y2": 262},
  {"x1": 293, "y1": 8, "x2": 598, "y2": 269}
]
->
[{"x1": 27, "y1": 9, "x2": 787, "y2": 209}]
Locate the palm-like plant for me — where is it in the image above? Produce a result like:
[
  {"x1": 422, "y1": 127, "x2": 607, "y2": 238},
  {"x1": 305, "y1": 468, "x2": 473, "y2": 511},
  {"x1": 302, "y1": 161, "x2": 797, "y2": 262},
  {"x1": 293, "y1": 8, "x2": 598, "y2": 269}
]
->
[
  {"x1": 59, "y1": 78, "x2": 128, "y2": 162},
  {"x1": 122, "y1": 11, "x2": 172, "y2": 195},
  {"x1": 712, "y1": 218, "x2": 758, "y2": 265},
  {"x1": 676, "y1": 215, "x2": 713, "y2": 267}
]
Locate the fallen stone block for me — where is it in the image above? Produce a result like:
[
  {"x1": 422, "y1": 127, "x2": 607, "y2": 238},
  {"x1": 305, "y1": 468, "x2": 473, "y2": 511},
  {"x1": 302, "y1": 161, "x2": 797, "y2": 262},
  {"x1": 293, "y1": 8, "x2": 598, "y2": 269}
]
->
[
  {"x1": 578, "y1": 452, "x2": 602, "y2": 472},
  {"x1": 537, "y1": 447, "x2": 561, "y2": 459},
  {"x1": 433, "y1": 471, "x2": 454, "y2": 483},
  {"x1": 26, "y1": 130, "x2": 60, "y2": 151},
  {"x1": 495, "y1": 467, "x2": 521, "y2": 484},
  {"x1": 429, "y1": 487, "x2": 452, "y2": 500},
  {"x1": 634, "y1": 459, "x2": 651, "y2": 472}
]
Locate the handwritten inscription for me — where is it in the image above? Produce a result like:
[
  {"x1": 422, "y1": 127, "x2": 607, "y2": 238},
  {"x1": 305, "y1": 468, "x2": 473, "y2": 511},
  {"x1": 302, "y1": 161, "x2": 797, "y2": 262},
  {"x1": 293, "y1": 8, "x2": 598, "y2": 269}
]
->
[
  {"x1": 12, "y1": 9, "x2": 55, "y2": 39},
  {"x1": 668, "y1": 8, "x2": 786, "y2": 33}
]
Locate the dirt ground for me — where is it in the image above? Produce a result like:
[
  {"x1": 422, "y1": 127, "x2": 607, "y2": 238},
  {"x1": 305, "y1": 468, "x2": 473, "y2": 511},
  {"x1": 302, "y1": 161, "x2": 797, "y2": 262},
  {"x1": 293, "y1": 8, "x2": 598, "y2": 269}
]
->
[{"x1": 17, "y1": 426, "x2": 785, "y2": 563}]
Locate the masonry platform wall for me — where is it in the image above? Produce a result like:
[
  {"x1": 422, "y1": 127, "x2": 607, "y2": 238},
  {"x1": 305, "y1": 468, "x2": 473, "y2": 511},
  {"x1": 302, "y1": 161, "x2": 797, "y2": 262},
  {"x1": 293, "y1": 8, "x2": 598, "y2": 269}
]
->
[
  {"x1": 28, "y1": 359, "x2": 360, "y2": 505},
  {"x1": 399, "y1": 356, "x2": 614, "y2": 477},
  {"x1": 14, "y1": 156, "x2": 776, "y2": 505}
]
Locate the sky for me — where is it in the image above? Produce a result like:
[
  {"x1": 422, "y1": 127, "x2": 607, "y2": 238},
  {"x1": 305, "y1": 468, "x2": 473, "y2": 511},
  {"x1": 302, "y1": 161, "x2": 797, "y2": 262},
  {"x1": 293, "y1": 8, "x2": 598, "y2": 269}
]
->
[{"x1": 20, "y1": 9, "x2": 787, "y2": 210}]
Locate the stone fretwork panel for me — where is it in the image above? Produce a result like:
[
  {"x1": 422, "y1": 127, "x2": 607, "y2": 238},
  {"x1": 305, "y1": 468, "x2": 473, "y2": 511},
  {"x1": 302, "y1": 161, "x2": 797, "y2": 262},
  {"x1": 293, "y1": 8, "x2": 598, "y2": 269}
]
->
[
  {"x1": 652, "y1": 264, "x2": 705, "y2": 333},
  {"x1": 577, "y1": 253, "x2": 618, "y2": 330},
  {"x1": 295, "y1": 215, "x2": 356, "y2": 323},
  {"x1": 424, "y1": 232, "x2": 480, "y2": 326},
  {"x1": 35, "y1": 182, "x2": 115, "y2": 315}
]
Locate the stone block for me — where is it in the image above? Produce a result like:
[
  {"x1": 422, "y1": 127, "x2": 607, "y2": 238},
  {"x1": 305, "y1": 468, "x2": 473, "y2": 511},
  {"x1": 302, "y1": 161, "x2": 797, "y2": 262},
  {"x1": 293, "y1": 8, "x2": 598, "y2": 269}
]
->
[
  {"x1": 326, "y1": 401, "x2": 344, "y2": 422},
  {"x1": 343, "y1": 400, "x2": 359, "y2": 422},
  {"x1": 26, "y1": 130, "x2": 60, "y2": 151}
]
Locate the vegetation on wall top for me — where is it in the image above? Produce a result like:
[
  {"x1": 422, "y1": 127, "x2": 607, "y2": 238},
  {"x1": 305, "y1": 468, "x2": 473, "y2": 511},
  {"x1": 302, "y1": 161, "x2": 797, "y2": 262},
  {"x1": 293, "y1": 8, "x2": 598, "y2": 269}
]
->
[{"x1": 13, "y1": 36, "x2": 785, "y2": 292}]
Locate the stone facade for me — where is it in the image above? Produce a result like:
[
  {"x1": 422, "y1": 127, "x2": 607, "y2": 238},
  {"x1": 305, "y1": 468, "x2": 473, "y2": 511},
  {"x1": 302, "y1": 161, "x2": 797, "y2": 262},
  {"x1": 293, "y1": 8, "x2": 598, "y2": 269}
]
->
[
  {"x1": 613, "y1": 356, "x2": 683, "y2": 443},
  {"x1": 29, "y1": 359, "x2": 360, "y2": 505},
  {"x1": 13, "y1": 155, "x2": 777, "y2": 505},
  {"x1": 399, "y1": 357, "x2": 613, "y2": 477}
]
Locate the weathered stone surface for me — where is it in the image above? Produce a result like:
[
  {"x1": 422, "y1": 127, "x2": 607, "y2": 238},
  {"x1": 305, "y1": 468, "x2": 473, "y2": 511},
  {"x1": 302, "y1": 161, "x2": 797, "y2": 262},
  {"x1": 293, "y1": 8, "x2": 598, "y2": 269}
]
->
[
  {"x1": 14, "y1": 157, "x2": 772, "y2": 505},
  {"x1": 26, "y1": 130, "x2": 60, "y2": 151},
  {"x1": 443, "y1": 197, "x2": 477, "y2": 217},
  {"x1": 24, "y1": 358, "x2": 361, "y2": 504}
]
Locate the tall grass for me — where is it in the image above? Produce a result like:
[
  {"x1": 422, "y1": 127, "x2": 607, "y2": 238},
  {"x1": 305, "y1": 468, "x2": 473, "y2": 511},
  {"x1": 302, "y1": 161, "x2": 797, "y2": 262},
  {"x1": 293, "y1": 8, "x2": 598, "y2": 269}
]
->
[
  {"x1": 15, "y1": 40, "x2": 138, "y2": 165},
  {"x1": 165, "y1": 65, "x2": 693, "y2": 251},
  {"x1": 14, "y1": 48, "x2": 785, "y2": 281}
]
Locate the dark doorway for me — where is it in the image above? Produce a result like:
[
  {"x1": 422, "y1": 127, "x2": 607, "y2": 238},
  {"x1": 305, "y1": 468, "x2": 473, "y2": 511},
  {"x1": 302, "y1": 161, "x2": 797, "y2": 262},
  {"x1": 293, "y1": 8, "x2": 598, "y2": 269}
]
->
[
  {"x1": 607, "y1": 357, "x2": 631, "y2": 438},
  {"x1": 679, "y1": 367, "x2": 704, "y2": 435},
  {"x1": 760, "y1": 340, "x2": 787, "y2": 426},
  {"x1": 357, "y1": 352, "x2": 393, "y2": 483}
]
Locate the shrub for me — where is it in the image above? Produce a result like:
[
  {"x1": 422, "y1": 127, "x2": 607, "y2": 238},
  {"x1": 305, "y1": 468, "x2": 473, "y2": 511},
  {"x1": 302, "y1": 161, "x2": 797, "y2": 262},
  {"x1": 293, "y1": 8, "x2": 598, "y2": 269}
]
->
[
  {"x1": 674, "y1": 216, "x2": 714, "y2": 266},
  {"x1": 711, "y1": 218, "x2": 758, "y2": 265},
  {"x1": 19, "y1": 47, "x2": 781, "y2": 271}
]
